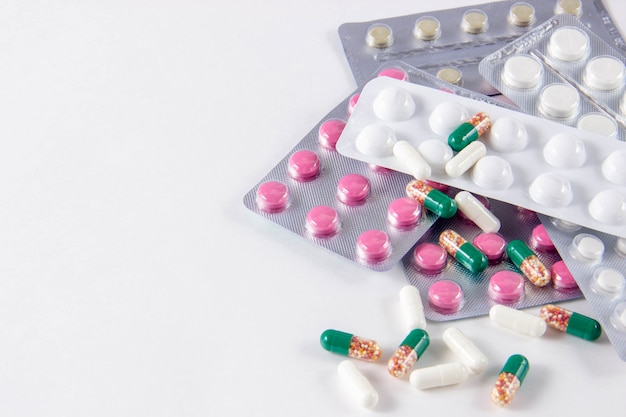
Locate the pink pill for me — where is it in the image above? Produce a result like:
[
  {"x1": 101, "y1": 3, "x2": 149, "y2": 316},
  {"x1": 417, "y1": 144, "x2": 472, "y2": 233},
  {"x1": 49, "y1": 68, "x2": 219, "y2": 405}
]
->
[
  {"x1": 530, "y1": 224, "x2": 555, "y2": 252},
  {"x1": 488, "y1": 270, "x2": 525, "y2": 304},
  {"x1": 337, "y1": 174, "x2": 370, "y2": 205},
  {"x1": 288, "y1": 149, "x2": 320, "y2": 181},
  {"x1": 551, "y1": 260, "x2": 579, "y2": 291},
  {"x1": 378, "y1": 67, "x2": 409, "y2": 81},
  {"x1": 473, "y1": 233, "x2": 506, "y2": 264},
  {"x1": 387, "y1": 197, "x2": 421, "y2": 227},
  {"x1": 428, "y1": 280, "x2": 463, "y2": 313},
  {"x1": 348, "y1": 93, "x2": 361, "y2": 116},
  {"x1": 256, "y1": 181, "x2": 290, "y2": 213},
  {"x1": 305, "y1": 205, "x2": 340, "y2": 237},
  {"x1": 318, "y1": 118, "x2": 347, "y2": 150},
  {"x1": 356, "y1": 230, "x2": 391, "y2": 262},
  {"x1": 413, "y1": 243, "x2": 447, "y2": 274}
]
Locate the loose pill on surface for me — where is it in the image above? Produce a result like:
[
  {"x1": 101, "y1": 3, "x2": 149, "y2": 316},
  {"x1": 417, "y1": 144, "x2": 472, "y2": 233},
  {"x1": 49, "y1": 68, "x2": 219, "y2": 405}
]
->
[
  {"x1": 387, "y1": 197, "x2": 421, "y2": 228},
  {"x1": 387, "y1": 329, "x2": 430, "y2": 378},
  {"x1": 356, "y1": 124, "x2": 397, "y2": 157},
  {"x1": 336, "y1": 174, "x2": 370, "y2": 206},
  {"x1": 414, "y1": 16, "x2": 441, "y2": 41},
  {"x1": 393, "y1": 140, "x2": 432, "y2": 180},
  {"x1": 548, "y1": 26, "x2": 588, "y2": 61},
  {"x1": 539, "y1": 304, "x2": 601, "y2": 341},
  {"x1": 288, "y1": 149, "x2": 321, "y2": 181},
  {"x1": 550, "y1": 260, "x2": 579, "y2": 291},
  {"x1": 406, "y1": 179, "x2": 457, "y2": 218},
  {"x1": 473, "y1": 233, "x2": 506, "y2": 264},
  {"x1": 356, "y1": 230, "x2": 391, "y2": 262},
  {"x1": 489, "y1": 305, "x2": 547, "y2": 337},
  {"x1": 442, "y1": 327, "x2": 488, "y2": 375},
  {"x1": 502, "y1": 55, "x2": 543, "y2": 89},
  {"x1": 320, "y1": 329, "x2": 382, "y2": 361},
  {"x1": 448, "y1": 112, "x2": 491, "y2": 152},
  {"x1": 506, "y1": 240, "x2": 550, "y2": 287},
  {"x1": 539, "y1": 83, "x2": 580, "y2": 118},
  {"x1": 508, "y1": 2, "x2": 535, "y2": 27},
  {"x1": 489, "y1": 271, "x2": 525, "y2": 304},
  {"x1": 429, "y1": 280, "x2": 464, "y2": 313},
  {"x1": 439, "y1": 229, "x2": 488, "y2": 273},
  {"x1": 305, "y1": 206, "x2": 340, "y2": 237},
  {"x1": 461, "y1": 9, "x2": 488, "y2": 34},
  {"x1": 337, "y1": 360, "x2": 379, "y2": 409},
  {"x1": 256, "y1": 181, "x2": 290, "y2": 213},
  {"x1": 491, "y1": 354, "x2": 529, "y2": 407},
  {"x1": 410, "y1": 362, "x2": 468, "y2": 390},
  {"x1": 413, "y1": 242, "x2": 448, "y2": 274},
  {"x1": 530, "y1": 224, "x2": 555, "y2": 252},
  {"x1": 445, "y1": 141, "x2": 487, "y2": 178},
  {"x1": 399, "y1": 285, "x2": 427, "y2": 331},
  {"x1": 455, "y1": 191, "x2": 500, "y2": 233},
  {"x1": 366, "y1": 23, "x2": 394, "y2": 48},
  {"x1": 318, "y1": 118, "x2": 346, "y2": 150}
]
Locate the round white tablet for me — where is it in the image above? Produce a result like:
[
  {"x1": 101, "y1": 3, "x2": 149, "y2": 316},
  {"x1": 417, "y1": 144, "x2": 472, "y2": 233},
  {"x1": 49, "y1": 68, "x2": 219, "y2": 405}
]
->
[
  {"x1": 488, "y1": 116, "x2": 528, "y2": 152},
  {"x1": 528, "y1": 173, "x2": 573, "y2": 207},
  {"x1": 593, "y1": 268, "x2": 625, "y2": 297},
  {"x1": 616, "y1": 237, "x2": 626, "y2": 258},
  {"x1": 548, "y1": 26, "x2": 589, "y2": 61},
  {"x1": 470, "y1": 155, "x2": 514, "y2": 190},
  {"x1": 428, "y1": 101, "x2": 469, "y2": 136},
  {"x1": 418, "y1": 139, "x2": 453, "y2": 174},
  {"x1": 550, "y1": 217, "x2": 581, "y2": 232},
  {"x1": 583, "y1": 55, "x2": 626, "y2": 91},
  {"x1": 572, "y1": 233, "x2": 605, "y2": 262},
  {"x1": 502, "y1": 55, "x2": 543, "y2": 89},
  {"x1": 539, "y1": 83, "x2": 579, "y2": 118},
  {"x1": 372, "y1": 86, "x2": 416, "y2": 121},
  {"x1": 355, "y1": 124, "x2": 397, "y2": 156},
  {"x1": 588, "y1": 190, "x2": 626, "y2": 224},
  {"x1": 602, "y1": 150, "x2": 626, "y2": 185},
  {"x1": 542, "y1": 132, "x2": 586, "y2": 169},
  {"x1": 577, "y1": 113, "x2": 618, "y2": 139}
]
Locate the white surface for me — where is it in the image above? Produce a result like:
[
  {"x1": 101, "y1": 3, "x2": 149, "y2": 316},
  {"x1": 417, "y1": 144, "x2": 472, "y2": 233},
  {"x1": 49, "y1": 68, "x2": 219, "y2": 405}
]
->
[{"x1": 0, "y1": 1, "x2": 625, "y2": 416}]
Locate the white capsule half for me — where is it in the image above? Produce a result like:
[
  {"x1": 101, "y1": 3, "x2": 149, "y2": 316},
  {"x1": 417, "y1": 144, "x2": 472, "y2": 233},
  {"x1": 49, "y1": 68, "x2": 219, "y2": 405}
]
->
[
  {"x1": 337, "y1": 360, "x2": 379, "y2": 409},
  {"x1": 489, "y1": 304, "x2": 547, "y2": 337},
  {"x1": 409, "y1": 362, "x2": 468, "y2": 390},
  {"x1": 442, "y1": 327, "x2": 488, "y2": 375},
  {"x1": 399, "y1": 285, "x2": 427, "y2": 331},
  {"x1": 393, "y1": 140, "x2": 432, "y2": 180},
  {"x1": 454, "y1": 191, "x2": 501, "y2": 233},
  {"x1": 445, "y1": 141, "x2": 486, "y2": 178}
]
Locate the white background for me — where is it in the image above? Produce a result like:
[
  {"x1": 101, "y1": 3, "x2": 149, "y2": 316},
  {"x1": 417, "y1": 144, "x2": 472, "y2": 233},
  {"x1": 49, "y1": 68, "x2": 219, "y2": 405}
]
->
[{"x1": 0, "y1": 1, "x2": 625, "y2": 416}]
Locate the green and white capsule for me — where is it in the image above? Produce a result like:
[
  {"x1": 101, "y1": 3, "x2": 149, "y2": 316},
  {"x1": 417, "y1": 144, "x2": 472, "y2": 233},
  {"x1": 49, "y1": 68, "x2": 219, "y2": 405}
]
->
[
  {"x1": 387, "y1": 329, "x2": 430, "y2": 378},
  {"x1": 506, "y1": 239, "x2": 551, "y2": 287},
  {"x1": 320, "y1": 329, "x2": 382, "y2": 361},
  {"x1": 439, "y1": 229, "x2": 489, "y2": 273},
  {"x1": 491, "y1": 354, "x2": 529, "y2": 407},
  {"x1": 448, "y1": 111, "x2": 491, "y2": 152},
  {"x1": 406, "y1": 179, "x2": 457, "y2": 218},
  {"x1": 539, "y1": 304, "x2": 602, "y2": 341}
]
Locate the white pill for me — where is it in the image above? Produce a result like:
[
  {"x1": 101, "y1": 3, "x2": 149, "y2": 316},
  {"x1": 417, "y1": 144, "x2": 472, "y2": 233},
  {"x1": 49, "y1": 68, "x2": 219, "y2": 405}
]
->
[
  {"x1": 409, "y1": 362, "x2": 468, "y2": 390},
  {"x1": 577, "y1": 113, "x2": 618, "y2": 139},
  {"x1": 429, "y1": 101, "x2": 469, "y2": 136},
  {"x1": 418, "y1": 139, "x2": 454, "y2": 174},
  {"x1": 571, "y1": 233, "x2": 605, "y2": 263},
  {"x1": 373, "y1": 86, "x2": 416, "y2": 122},
  {"x1": 454, "y1": 191, "x2": 501, "y2": 233},
  {"x1": 337, "y1": 360, "x2": 379, "y2": 409},
  {"x1": 548, "y1": 26, "x2": 589, "y2": 61},
  {"x1": 584, "y1": 55, "x2": 625, "y2": 91},
  {"x1": 470, "y1": 155, "x2": 514, "y2": 190},
  {"x1": 445, "y1": 141, "x2": 486, "y2": 178},
  {"x1": 602, "y1": 150, "x2": 626, "y2": 186},
  {"x1": 399, "y1": 285, "x2": 427, "y2": 331},
  {"x1": 592, "y1": 268, "x2": 625, "y2": 298},
  {"x1": 502, "y1": 55, "x2": 543, "y2": 89},
  {"x1": 442, "y1": 327, "x2": 488, "y2": 375},
  {"x1": 539, "y1": 83, "x2": 580, "y2": 118},
  {"x1": 393, "y1": 140, "x2": 432, "y2": 180},
  {"x1": 543, "y1": 132, "x2": 586, "y2": 169},
  {"x1": 617, "y1": 237, "x2": 626, "y2": 257},
  {"x1": 488, "y1": 116, "x2": 528, "y2": 153},
  {"x1": 528, "y1": 173, "x2": 573, "y2": 207},
  {"x1": 489, "y1": 304, "x2": 547, "y2": 337},
  {"x1": 550, "y1": 217, "x2": 581, "y2": 232},
  {"x1": 355, "y1": 124, "x2": 397, "y2": 156},
  {"x1": 588, "y1": 190, "x2": 626, "y2": 224}
]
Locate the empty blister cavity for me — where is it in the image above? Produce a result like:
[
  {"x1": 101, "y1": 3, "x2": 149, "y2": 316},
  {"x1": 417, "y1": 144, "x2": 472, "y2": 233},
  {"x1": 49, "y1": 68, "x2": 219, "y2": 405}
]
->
[
  {"x1": 429, "y1": 101, "x2": 470, "y2": 137},
  {"x1": 577, "y1": 113, "x2": 618, "y2": 139},
  {"x1": 429, "y1": 280, "x2": 464, "y2": 313},
  {"x1": 356, "y1": 230, "x2": 392, "y2": 262},
  {"x1": 461, "y1": 9, "x2": 488, "y2": 34},
  {"x1": 539, "y1": 83, "x2": 580, "y2": 118},
  {"x1": 288, "y1": 150, "x2": 321, "y2": 181},
  {"x1": 373, "y1": 86, "x2": 416, "y2": 121},
  {"x1": 508, "y1": 2, "x2": 535, "y2": 27},
  {"x1": 503, "y1": 55, "x2": 543, "y2": 89},
  {"x1": 570, "y1": 233, "x2": 605, "y2": 263},
  {"x1": 602, "y1": 150, "x2": 626, "y2": 186},
  {"x1": 488, "y1": 117, "x2": 528, "y2": 152},
  {"x1": 437, "y1": 67, "x2": 463, "y2": 85},
  {"x1": 528, "y1": 173, "x2": 573, "y2": 207},
  {"x1": 489, "y1": 271, "x2": 525, "y2": 304},
  {"x1": 470, "y1": 155, "x2": 514, "y2": 190},
  {"x1": 414, "y1": 16, "x2": 441, "y2": 41},
  {"x1": 256, "y1": 181, "x2": 290, "y2": 213},
  {"x1": 418, "y1": 140, "x2": 453, "y2": 174},
  {"x1": 306, "y1": 206, "x2": 340, "y2": 237},
  {"x1": 319, "y1": 119, "x2": 347, "y2": 150},
  {"x1": 413, "y1": 242, "x2": 447, "y2": 274},
  {"x1": 588, "y1": 190, "x2": 626, "y2": 224},
  {"x1": 591, "y1": 268, "x2": 625, "y2": 299},
  {"x1": 356, "y1": 124, "x2": 397, "y2": 157},
  {"x1": 583, "y1": 55, "x2": 626, "y2": 91},
  {"x1": 387, "y1": 197, "x2": 421, "y2": 228},
  {"x1": 337, "y1": 174, "x2": 370, "y2": 206},
  {"x1": 542, "y1": 132, "x2": 586, "y2": 169},
  {"x1": 554, "y1": 0, "x2": 582, "y2": 16},
  {"x1": 366, "y1": 23, "x2": 394, "y2": 48},
  {"x1": 548, "y1": 26, "x2": 589, "y2": 61}
]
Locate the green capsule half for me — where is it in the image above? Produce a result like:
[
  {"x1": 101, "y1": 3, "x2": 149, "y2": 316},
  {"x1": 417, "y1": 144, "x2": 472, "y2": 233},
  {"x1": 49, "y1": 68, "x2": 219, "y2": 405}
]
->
[
  {"x1": 506, "y1": 239, "x2": 534, "y2": 268},
  {"x1": 423, "y1": 188, "x2": 458, "y2": 219},
  {"x1": 320, "y1": 329, "x2": 382, "y2": 361},
  {"x1": 567, "y1": 312, "x2": 602, "y2": 341},
  {"x1": 439, "y1": 229, "x2": 488, "y2": 273},
  {"x1": 448, "y1": 112, "x2": 491, "y2": 152},
  {"x1": 500, "y1": 354, "x2": 529, "y2": 384}
]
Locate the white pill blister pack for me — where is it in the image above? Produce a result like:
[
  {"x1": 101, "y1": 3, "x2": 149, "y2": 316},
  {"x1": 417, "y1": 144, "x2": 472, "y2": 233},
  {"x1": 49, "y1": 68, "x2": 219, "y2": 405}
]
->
[
  {"x1": 338, "y1": 0, "x2": 626, "y2": 96},
  {"x1": 479, "y1": 14, "x2": 626, "y2": 142},
  {"x1": 540, "y1": 214, "x2": 626, "y2": 360},
  {"x1": 336, "y1": 75, "x2": 626, "y2": 239},
  {"x1": 402, "y1": 190, "x2": 582, "y2": 322}
]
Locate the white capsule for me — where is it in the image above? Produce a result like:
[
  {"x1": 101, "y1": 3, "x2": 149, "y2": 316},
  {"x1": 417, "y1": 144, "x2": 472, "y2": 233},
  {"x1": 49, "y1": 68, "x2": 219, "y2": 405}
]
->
[
  {"x1": 489, "y1": 305, "x2": 547, "y2": 337},
  {"x1": 454, "y1": 191, "x2": 500, "y2": 233},
  {"x1": 442, "y1": 327, "x2": 488, "y2": 375},
  {"x1": 393, "y1": 140, "x2": 432, "y2": 180},
  {"x1": 445, "y1": 141, "x2": 486, "y2": 178},
  {"x1": 409, "y1": 361, "x2": 468, "y2": 390},
  {"x1": 399, "y1": 285, "x2": 427, "y2": 331},
  {"x1": 337, "y1": 360, "x2": 379, "y2": 409}
]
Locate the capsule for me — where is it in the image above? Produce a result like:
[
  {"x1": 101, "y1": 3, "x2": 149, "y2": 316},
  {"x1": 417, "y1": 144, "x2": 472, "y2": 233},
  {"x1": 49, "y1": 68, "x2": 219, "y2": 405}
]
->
[
  {"x1": 489, "y1": 305, "x2": 547, "y2": 337},
  {"x1": 393, "y1": 140, "x2": 432, "y2": 180},
  {"x1": 448, "y1": 111, "x2": 491, "y2": 152},
  {"x1": 409, "y1": 362, "x2": 468, "y2": 390},
  {"x1": 337, "y1": 360, "x2": 379, "y2": 409},
  {"x1": 539, "y1": 304, "x2": 602, "y2": 341},
  {"x1": 491, "y1": 354, "x2": 529, "y2": 407},
  {"x1": 399, "y1": 285, "x2": 427, "y2": 331},
  {"x1": 439, "y1": 229, "x2": 489, "y2": 273},
  {"x1": 454, "y1": 191, "x2": 501, "y2": 233},
  {"x1": 506, "y1": 239, "x2": 551, "y2": 287},
  {"x1": 442, "y1": 327, "x2": 488, "y2": 375},
  {"x1": 320, "y1": 329, "x2": 382, "y2": 361},
  {"x1": 406, "y1": 179, "x2": 457, "y2": 218},
  {"x1": 387, "y1": 328, "x2": 430, "y2": 378},
  {"x1": 445, "y1": 141, "x2": 487, "y2": 178}
]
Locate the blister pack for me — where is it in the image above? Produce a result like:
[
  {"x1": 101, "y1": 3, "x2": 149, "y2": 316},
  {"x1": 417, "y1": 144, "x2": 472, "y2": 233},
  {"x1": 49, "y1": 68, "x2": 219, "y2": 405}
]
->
[
  {"x1": 337, "y1": 0, "x2": 626, "y2": 95},
  {"x1": 479, "y1": 13, "x2": 626, "y2": 141},
  {"x1": 335, "y1": 75, "x2": 626, "y2": 238},
  {"x1": 539, "y1": 214, "x2": 626, "y2": 360}
]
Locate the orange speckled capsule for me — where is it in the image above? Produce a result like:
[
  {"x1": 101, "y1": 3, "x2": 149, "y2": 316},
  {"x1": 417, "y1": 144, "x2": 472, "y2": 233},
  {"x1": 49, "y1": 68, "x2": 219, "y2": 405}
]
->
[{"x1": 491, "y1": 354, "x2": 529, "y2": 407}]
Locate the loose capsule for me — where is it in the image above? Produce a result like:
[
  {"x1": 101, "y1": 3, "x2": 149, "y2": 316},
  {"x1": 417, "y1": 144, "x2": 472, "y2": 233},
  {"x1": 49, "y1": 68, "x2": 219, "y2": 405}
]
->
[
  {"x1": 439, "y1": 229, "x2": 489, "y2": 273},
  {"x1": 491, "y1": 354, "x2": 529, "y2": 407},
  {"x1": 539, "y1": 304, "x2": 602, "y2": 341},
  {"x1": 387, "y1": 329, "x2": 430, "y2": 378},
  {"x1": 409, "y1": 362, "x2": 468, "y2": 390},
  {"x1": 506, "y1": 239, "x2": 551, "y2": 287},
  {"x1": 489, "y1": 305, "x2": 547, "y2": 337},
  {"x1": 337, "y1": 360, "x2": 379, "y2": 409},
  {"x1": 399, "y1": 285, "x2": 427, "y2": 331},
  {"x1": 320, "y1": 329, "x2": 382, "y2": 361},
  {"x1": 454, "y1": 191, "x2": 501, "y2": 233},
  {"x1": 442, "y1": 327, "x2": 488, "y2": 375},
  {"x1": 406, "y1": 179, "x2": 457, "y2": 218},
  {"x1": 448, "y1": 111, "x2": 491, "y2": 152}
]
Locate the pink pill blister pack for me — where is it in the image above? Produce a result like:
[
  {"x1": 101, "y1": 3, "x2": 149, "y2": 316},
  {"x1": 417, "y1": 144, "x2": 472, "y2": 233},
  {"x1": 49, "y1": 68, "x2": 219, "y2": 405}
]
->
[
  {"x1": 401, "y1": 191, "x2": 582, "y2": 322},
  {"x1": 539, "y1": 214, "x2": 626, "y2": 360},
  {"x1": 479, "y1": 13, "x2": 626, "y2": 142},
  {"x1": 337, "y1": 0, "x2": 625, "y2": 96},
  {"x1": 335, "y1": 75, "x2": 626, "y2": 239}
]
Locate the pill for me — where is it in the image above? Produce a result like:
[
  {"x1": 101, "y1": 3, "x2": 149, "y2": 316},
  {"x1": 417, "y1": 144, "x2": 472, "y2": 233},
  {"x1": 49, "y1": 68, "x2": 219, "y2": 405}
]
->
[
  {"x1": 387, "y1": 197, "x2": 421, "y2": 228},
  {"x1": 458, "y1": 193, "x2": 489, "y2": 222},
  {"x1": 502, "y1": 55, "x2": 543, "y2": 89},
  {"x1": 288, "y1": 149, "x2": 321, "y2": 181},
  {"x1": 471, "y1": 155, "x2": 514, "y2": 190},
  {"x1": 473, "y1": 233, "x2": 506, "y2": 264},
  {"x1": 439, "y1": 229, "x2": 489, "y2": 273},
  {"x1": 356, "y1": 124, "x2": 397, "y2": 157},
  {"x1": 436, "y1": 67, "x2": 463, "y2": 85},
  {"x1": 318, "y1": 118, "x2": 347, "y2": 150},
  {"x1": 347, "y1": 93, "x2": 360, "y2": 116},
  {"x1": 406, "y1": 179, "x2": 457, "y2": 218},
  {"x1": 337, "y1": 174, "x2": 370, "y2": 206},
  {"x1": 320, "y1": 329, "x2": 382, "y2": 361},
  {"x1": 373, "y1": 86, "x2": 415, "y2": 122},
  {"x1": 448, "y1": 112, "x2": 491, "y2": 152},
  {"x1": 555, "y1": 0, "x2": 582, "y2": 16},
  {"x1": 393, "y1": 140, "x2": 432, "y2": 180},
  {"x1": 584, "y1": 55, "x2": 625, "y2": 90},
  {"x1": 356, "y1": 230, "x2": 391, "y2": 262},
  {"x1": 602, "y1": 150, "x2": 626, "y2": 186},
  {"x1": 489, "y1": 271, "x2": 525, "y2": 304},
  {"x1": 413, "y1": 242, "x2": 448, "y2": 274},
  {"x1": 445, "y1": 141, "x2": 487, "y2": 178},
  {"x1": 428, "y1": 280, "x2": 464, "y2": 313},
  {"x1": 461, "y1": 9, "x2": 488, "y2": 34},
  {"x1": 588, "y1": 190, "x2": 626, "y2": 224},
  {"x1": 399, "y1": 285, "x2": 427, "y2": 331},
  {"x1": 549, "y1": 216, "x2": 581, "y2": 232},
  {"x1": 423, "y1": 179, "x2": 449, "y2": 192},
  {"x1": 528, "y1": 172, "x2": 573, "y2": 208},
  {"x1": 611, "y1": 302, "x2": 626, "y2": 330},
  {"x1": 508, "y1": 2, "x2": 535, "y2": 27},
  {"x1": 489, "y1": 305, "x2": 547, "y2": 337},
  {"x1": 488, "y1": 116, "x2": 528, "y2": 152},
  {"x1": 577, "y1": 113, "x2": 618, "y2": 139},
  {"x1": 539, "y1": 83, "x2": 579, "y2": 118},
  {"x1": 542, "y1": 132, "x2": 586, "y2": 169},
  {"x1": 592, "y1": 268, "x2": 625, "y2": 298},
  {"x1": 337, "y1": 360, "x2": 379, "y2": 409},
  {"x1": 455, "y1": 191, "x2": 501, "y2": 233},
  {"x1": 506, "y1": 240, "x2": 550, "y2": 287},
  {"x1": 388, "y1": 329, "x2": 430, "y2": 378},
  {"x1": 410, "y1": 362, "x2": 468, "y2": 390},
  {"x1": 491, "y1": 354, "x2": 529, "y2": 407},
  {"x1": 378, "y1": 67, "x2": 408, "y2": 81},
  {"x1": 366, "y1": 23, "x2": 393, "y2": 48},
  {"x1": 550, "y1": 260, "x2": 578, "y2": 291},
  {"x1": 442, "y1": 327, "x2": 488, "y2": 375},
  {"x1": 617, "y1": 237, "x2": 626, "y2": 257},
  {"x1": 256, "y1": 181, "x2": 290, "y2": 213},
  {"x1": 548, "y1": 26, "x2": 588, "y2": 61},
  {"x1": 530, "y1": 224, "x2": 555, "y2": 253},
  {"x1": 413, "y1": 16, "x2": 441, "y2": 41},
  {"x1": 429, "y1": 101, "x2": 470, "y2": 136},
  {"x1": 305, "y1": 206, "x2": 340, "y2": 237},
  {"x1": 539, "y1": 304, "x2": 602, "y2": 341},
  {"x1": 417, "y1": 140, "x2": 454, "y2": 174},
  {"x1": 571, "y1": 233, "x2": 604, "y2": 262}
]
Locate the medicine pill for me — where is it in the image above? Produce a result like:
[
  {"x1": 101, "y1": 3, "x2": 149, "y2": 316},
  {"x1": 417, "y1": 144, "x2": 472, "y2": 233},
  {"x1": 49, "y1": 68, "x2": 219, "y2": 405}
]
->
[
  {"x1": 530, "y1": 224, "x2": 555, "y2": 252},
  {"x1": 491, "y1": 354, "x2": 529, "y2": 407},
  {"x1": 448, "y1": 112, "x2": 491, "y2": 152},
  {"x1": 548, "y1": 26, "x2": 589, "y2": 61},
  {"x1": 436, "y1": 67, "x2": 463, "y2": 85},
  {"x1": 539, "y1": 83, "x2": 580, "y2": 118},
  {"x1": 439, "y1": 229, "x2": 488, "y2": 273},
  {"x1": 503, "y1": 55, "x2": 543, "y2": 89},
  {"x1": 539, "y1": 304, "x2": 602, "y2": 341},
  {"x1": 429, "y1": 101, "x2": 470, "y2": 136},
  {"x1": 393, "y1": 140, "x2": 432, "y2": 180},
  {"x1": 508, "y1": 2, "x2": 535, "y2": 27},
  {"x1": 417, "y1": 140, "x2": 454, "y2": 174},
  {"x1": 542, "y1": 132, "x2": 586, "y2": 169},
  {"x1": 318, "y1": 119, "x2": 347, "y2": 150},
  {"x1": 356, "y1": 124, "x2": 397, "y2": 157},
  {"x1": 337, "y1": 360, "x2": 379, "y2": 409},
  {"x1": 587, "y1": 189, "x2": 626, "y2": 225},
  {"x1": 288, "y1": 149, "x2": 321, "y2": 181},
  {"x1": 388, "y1": 329, "x2": 430, "y2": 378},
  {"x1": 445, "y1": 141, "x2": 487, "y2": 178},
  {"x1": 428, "y1": 280, "x2": 464, "y2": 313},
  {"x1": 455, "y1": 191, "x2": 501, "y2": 233},
  {"x1": 399, "y1": 285, "x2": 427, "y2": 331},
  {"x1": 256, "y1": 181, "x2": 290, "y2": 213},
  {"x1": 409, "y1": 362, "x2": 468, "y2": 390},
  {"x1": 414, "y1": 16, "x2": 441, "y2": 41},
  {"x1": 406, "y1": 179, "x2": 457, "y2": 218},
  {"x1": 555, "y1": 0, "x2": 582, "y2": 16},
  {"x1": 489, "y1": 304, "x2": 547, "y2": 337},
  {"x1": 442, "y1": 327, "x2": 488, "y2": 375},
  {"x1": 336, "y1": 174, "x2": 370, "y2": 205},
  {"x1": 366, "y1": 23, "x2": 393, "y2": 48},
  {"x1": 591, "y1": 268, "x2": 625, "y2": 298},
  {"x1": 577, "y1": 113, "x2": 618, "y2": 139},
  {"x1": 356, "y1": 230, "x2": 391, "y2": 262},
  {"x1": 506, "y1": 239, "x2": 550, "y2": 287},
  {"x1": 528, "y1": 172, "x2": 573, "y2": 207},
  {"x1": 377, "y1": 67, "x2": 408, "y2": 81},
  {"x1": 461, "y1": 9, "x2": 488, "y2": 34},
  {"x1": 583, "y1": 55, "x2": 625, "y2": 90},
  {"x1": 570, "y1": 233, "x2": 604, "y2": 263},
  {"x1": 413, "y1": 242, "x2": 448, "y2": 274},
  {"x1": 489, "y1": 271, "x2": 525, "y2": 304},
  {"x1": 305, "y1": 206, "x2": 340, "y2": 237},
  {"x1": 550, "y1": 260, "x2": 578, "y2": 291},
  {"x1": 373, "y1": 86, "x2": 415, "y2": 122},
  {"x1": 602, "y1": 150, "x2": 626, "y2": 185},
  {"x1": 471, "y1": 155, "x2": 515, "y2": 190},
  {"x1": 320, "y1": 329, "x2": 382, "y2": 361},
  {"x1": 387, "y1": 197, "x2": 421, "y2": 228},
  {"x1": 487, "y1": 116, "x2": 528, "y2": 152},
  {"x1": 473, "y1": 233, "x2": 506, "y2": 264}
]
